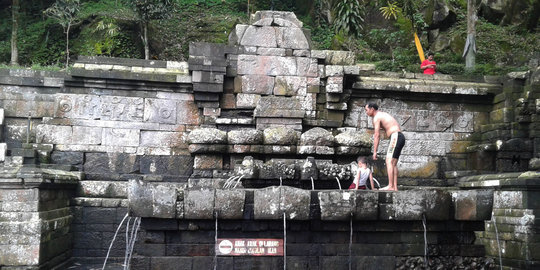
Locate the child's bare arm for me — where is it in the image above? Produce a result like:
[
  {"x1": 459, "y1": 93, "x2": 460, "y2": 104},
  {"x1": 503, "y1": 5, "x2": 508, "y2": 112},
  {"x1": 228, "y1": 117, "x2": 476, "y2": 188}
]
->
[{"x1": 369, "y1": 171, "x2": 375, "y2": 190}]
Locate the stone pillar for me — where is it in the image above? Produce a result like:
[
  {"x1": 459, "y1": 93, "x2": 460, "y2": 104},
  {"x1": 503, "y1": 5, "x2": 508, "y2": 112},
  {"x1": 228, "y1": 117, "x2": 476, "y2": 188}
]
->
[
  {"x1": 0, "y1": 167, "x2": 80, "y2": 269},
  {"x1": 461, "y1": 171, "x2": 540, "y2": 269}
]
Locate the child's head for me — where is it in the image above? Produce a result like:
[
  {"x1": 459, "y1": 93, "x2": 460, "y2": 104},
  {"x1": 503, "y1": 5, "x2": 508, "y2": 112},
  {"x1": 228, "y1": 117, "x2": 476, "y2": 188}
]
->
[{"x1": 356, "y1": 156, "x2": 368, "y2": 166}]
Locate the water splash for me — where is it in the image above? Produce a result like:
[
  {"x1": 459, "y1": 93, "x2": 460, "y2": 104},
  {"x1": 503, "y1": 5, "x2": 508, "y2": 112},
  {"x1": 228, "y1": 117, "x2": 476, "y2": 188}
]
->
[
  {"x1": 123, "y1": 216, "x2": 141, "y2": 269},
  {"x1": 102, "y1": 213, "x2": 141, "y2": 270},
  {"x1": 103, "y1": 213, "x2": 128, "y2": 270}
]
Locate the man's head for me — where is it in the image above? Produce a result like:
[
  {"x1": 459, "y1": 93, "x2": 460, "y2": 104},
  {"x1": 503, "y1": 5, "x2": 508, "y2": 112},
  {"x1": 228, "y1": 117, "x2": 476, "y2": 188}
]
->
[
  {"x1": 427, "y1": 52, "x2": 434, "y2": 60},
  {"x1": 364, "y1": 102, "x2": 378, "y2": 117}
]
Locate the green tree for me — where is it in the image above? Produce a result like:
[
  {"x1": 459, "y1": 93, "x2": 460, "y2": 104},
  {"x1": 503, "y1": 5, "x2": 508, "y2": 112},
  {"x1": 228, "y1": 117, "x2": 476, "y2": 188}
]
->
[
  {"x1": 44, "y1": 0, "x2": 81, "y2": 67},
  {"x1": 129, "y1": 0, "x2": 173, "y2": 60}
]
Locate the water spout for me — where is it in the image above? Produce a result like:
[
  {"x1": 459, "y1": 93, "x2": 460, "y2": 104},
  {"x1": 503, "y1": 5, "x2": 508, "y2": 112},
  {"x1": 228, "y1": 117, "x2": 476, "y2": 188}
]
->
[
  {"x1": 422, "y1": 213, "x2": 428, "y2": 268},
  {"x1": 214, "y1": 212, "x2": 218, "y2": 270},
  {"x1": 124, "y1": 216, "x2": 141, "y2": 270},
  {"x1": 233, "y1": 175, "x2": 244, "y2": 188},
  {"x1": 103, "y1": 213, "x2": 129, "y2": 270},
  {"x1": 26, "y1": 113, "x2": 32, "y2": 144},
  {"x1": 310, "y1": 177, "x2": 315, "y2": 191},
  {"x1": 492, "y1": 216, "x2": 503, "y2": 270},
  {"x1": 283, "y1": 212, "x2": 287, "y2": 270},
  {"x1": 335, "y1": 177, "x2": 342, "y2": 190},
  {"x1": 348, "y1": 214, "x2": 353, "y2": 270},
  {"x1": 223, "y1": 175, "x2": 238, "y2": 189}
]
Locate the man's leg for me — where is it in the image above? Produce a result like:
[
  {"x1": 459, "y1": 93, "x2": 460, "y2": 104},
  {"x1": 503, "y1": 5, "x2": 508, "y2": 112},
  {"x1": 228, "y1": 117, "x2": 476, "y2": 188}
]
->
[
  {"x1": 385, "y1": 158, "x2": 394, "y2": 189},
  {"x1": 391, "y1": 158, "x2": 399, "y2": 191}
]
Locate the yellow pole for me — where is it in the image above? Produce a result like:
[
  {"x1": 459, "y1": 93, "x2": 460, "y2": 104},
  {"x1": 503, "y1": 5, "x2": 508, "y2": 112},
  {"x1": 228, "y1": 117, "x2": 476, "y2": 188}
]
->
[{"x1": 414, "y1": 32, "x2": 425, "y2": 62}]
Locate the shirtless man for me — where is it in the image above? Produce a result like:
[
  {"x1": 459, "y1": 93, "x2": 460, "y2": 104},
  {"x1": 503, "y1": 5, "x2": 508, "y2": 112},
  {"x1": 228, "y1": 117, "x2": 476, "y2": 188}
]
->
[{"x1": 364, "y1": 102, "x2": 406, "y2": 191}]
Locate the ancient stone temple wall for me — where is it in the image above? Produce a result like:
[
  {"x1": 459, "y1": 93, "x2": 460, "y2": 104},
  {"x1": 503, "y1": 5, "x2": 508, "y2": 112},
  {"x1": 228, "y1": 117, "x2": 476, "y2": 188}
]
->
[{"x1": 1, "y1": 9, "x2": 539, "y2": 270}]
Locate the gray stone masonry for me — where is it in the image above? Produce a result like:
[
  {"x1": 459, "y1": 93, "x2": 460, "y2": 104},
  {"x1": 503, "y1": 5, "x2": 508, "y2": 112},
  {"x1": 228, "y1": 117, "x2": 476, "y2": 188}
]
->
[
  {"x1": 460, "y1": 171, "x2": 540, "y2": 269},
  {"x1": 128, "y1": 180, "x2": 494, "y2": 222},
  {"x1": 0, "y1": 166, "x2": 79, "y2": 268}
]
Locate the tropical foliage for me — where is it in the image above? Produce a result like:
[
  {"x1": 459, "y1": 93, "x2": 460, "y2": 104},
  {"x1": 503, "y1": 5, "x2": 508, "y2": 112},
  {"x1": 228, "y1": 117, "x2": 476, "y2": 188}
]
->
[{"x1": 0, "y1": 0, "x2": 537, "y2": 75}]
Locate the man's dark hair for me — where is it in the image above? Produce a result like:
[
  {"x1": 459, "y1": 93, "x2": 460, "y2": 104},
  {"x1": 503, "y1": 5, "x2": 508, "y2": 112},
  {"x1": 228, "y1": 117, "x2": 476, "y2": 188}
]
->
[
  {"x1": 366, "y1": 102, "x2": 378, "y2": 110},
  {"x1": 428, "y1": 52, "x2": 434, "y2": 57}
]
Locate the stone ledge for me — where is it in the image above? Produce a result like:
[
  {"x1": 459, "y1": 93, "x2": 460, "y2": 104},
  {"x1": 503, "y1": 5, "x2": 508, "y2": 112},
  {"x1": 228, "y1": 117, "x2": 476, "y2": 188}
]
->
[
  {"x1": 458, "y1": 171, "x2": 540, "y2": 189},
  {"x1": 69, "y1": 69, "x2": 187, "y2": 83},
  {"x1": 128, "y1": 181, "x2": 493, "y2": 222},
  {"x1": 352, "y1": 76, "x2": 501, "y2": 95}
]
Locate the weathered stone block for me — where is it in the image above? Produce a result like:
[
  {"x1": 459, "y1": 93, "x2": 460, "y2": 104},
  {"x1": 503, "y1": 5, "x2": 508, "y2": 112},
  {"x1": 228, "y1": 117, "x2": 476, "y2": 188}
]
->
[
  {"x1": 101, "y1": 128, "x2": 140, "y2": 147},
  {"x1": 228, "y1": 24, "x2": 248, "y2": 45},
  {"x1": 281, "y1": 186, "x2": 310, "y2": 220},
  {"x1": 143, "y1": 184, "x2": 176, "y2": 219},
  {"x1": 228, "y1": 129, "x2": 263, "y2": 145},
  {"x1": 254, "y1": 186, "x2": 282, "y2": 219},
  {"x1": 0, "y1": 143, "x2": 6, "y2": 162},
  {"x1": 144, "y1": 98, "x2": 177, "y2": 124},
  {"x1": 276, "y1": 27, "x2": 310, "y2": 50},
  {"x1": 254, "y1": 96, "x2": 304, "y2": 118},
  {"x1": 184, "y1": 189, "x2": 215, "y2": 219},
  {"x1": 353, "y1": 192, "x2": 378, "y2": 220},
  {"x1": 187, "y1": 128, "x2": 227, "y2": 144},
  {"x1": 220, "y1": 94, "x2": 236, "y2": 109},
  {"x1": 51, "y1": 151, "x2": 84, "y2": 165},
  {"x1": 253, "y1": 11, "x2": 303, "y2": 28},
  {"x1": 194, "y1": 154, "x2": 223, "y2": 170},
  {"x1": 139, "y1": 155, "x2": 193, "y2": 176},
  {"x1": 239, "y1": 26, "x2": 278, "y2": 47},
  {"x1": 326, "y1": 76, "x2": 343, "y2": 93},
  {"x1": 263, "y1": 127, "x2": 300, "y2": 145},
  {"x1": 72, "y1": 126, "x2": 102, "y2": 145},
  {"x1": 128, "y1": 180, "x2": 153, "y2": 217},
  {"x1": 325, "y1": 65, "x2": 344, "y2": 77},
  {"x1": 35, "y1": 124, "x2": 72, "y2": 144},
  {"x1": 335, "y1": 131, "x2": 373, "y2": 147},
  {"x1": 257, "y1": 47, "x2": 286, "y2": 56},
  {"x1": 318, "y1": 190, "x2": 355, "y2": 220},
  {"x1": 237, "y1": 55, "x2": 297, "y2": 76},
  {"x1": 177, "y1": 100, "x2": 200, "y2": 125},
  {"x1": 239, "y1": 75, "x2": 275, "y2": 95},
  {"x1": 392, "y1": 190, "x2": 427, "y2": 220},
  {"x1": 140, "y1": 131, "x2": 185, "y2": 148},
  {"x1": 300, "y1": 127, "x2": 334, "y2": 147},
  {"x1": 84, "y1": 152, "x2": 140, "y2": 175},
  {"x1": 236, "y1": 93, "x2": 261, "y2": 109},
  {"x1": 215, "y1": 189, "x2": 245, "y2": 219},
  {"x1": 424, "y1": 189, "x2": 451, "y2": 220},
  {"x1": 274, "y1": 76, "x2": 307, "y2": 96},
  {"x1": 452, "y1": 190, "x2": 493, "y2": 221}
]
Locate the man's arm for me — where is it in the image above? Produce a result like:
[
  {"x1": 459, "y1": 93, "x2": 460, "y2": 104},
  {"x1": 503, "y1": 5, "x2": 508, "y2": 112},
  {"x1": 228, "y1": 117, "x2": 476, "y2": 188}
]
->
[{"x1": 372, "y1": 118, "x2": 380, "y2": 160}]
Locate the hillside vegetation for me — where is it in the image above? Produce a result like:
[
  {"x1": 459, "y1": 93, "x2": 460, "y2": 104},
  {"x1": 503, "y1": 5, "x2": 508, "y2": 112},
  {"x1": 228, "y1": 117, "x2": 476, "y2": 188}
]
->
[{"x1": 0, "y1": 0, "x2": 538, "y2": 75}]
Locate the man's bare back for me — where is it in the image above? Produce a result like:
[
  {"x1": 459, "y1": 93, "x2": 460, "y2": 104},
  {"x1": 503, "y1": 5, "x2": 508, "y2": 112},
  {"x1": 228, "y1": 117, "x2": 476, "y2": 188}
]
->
[{"x1": 373, "y1": 111, "x2": 401, "y2": 137}]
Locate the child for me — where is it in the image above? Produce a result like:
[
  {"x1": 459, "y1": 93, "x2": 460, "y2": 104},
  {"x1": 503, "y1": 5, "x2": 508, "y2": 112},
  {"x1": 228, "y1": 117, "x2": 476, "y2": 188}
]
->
[{"x1": 349, "y1": 156, "x2": 375, "y2": 190}]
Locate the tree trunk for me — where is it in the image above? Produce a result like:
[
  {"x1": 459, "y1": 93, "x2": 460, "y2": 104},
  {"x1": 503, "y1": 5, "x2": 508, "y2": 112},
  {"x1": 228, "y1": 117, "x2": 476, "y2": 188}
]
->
[
  {"x1": 66, "y1": 24, "x2": 71, "y2": 67},
  {"x1": 10, "y1": 0, "x2": 19, "y2": 66},
  {"x1": 526, "y1": 0, "x2": 540, "y2": 32},
  {"x1": 463, "y1": 0, "x2": 476, "y2": 71},
  {"x1": 141, "y1": 22, "x2": 149, "y2": 60}
]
